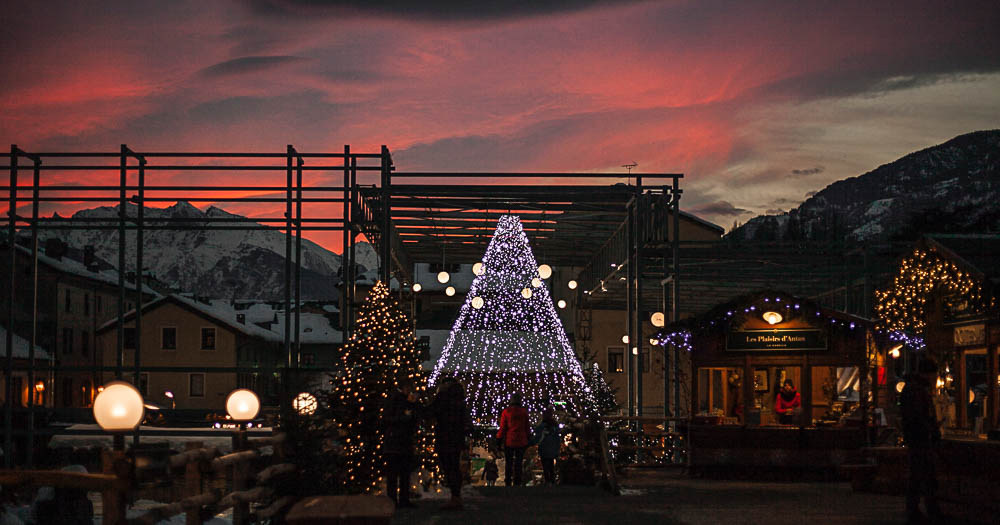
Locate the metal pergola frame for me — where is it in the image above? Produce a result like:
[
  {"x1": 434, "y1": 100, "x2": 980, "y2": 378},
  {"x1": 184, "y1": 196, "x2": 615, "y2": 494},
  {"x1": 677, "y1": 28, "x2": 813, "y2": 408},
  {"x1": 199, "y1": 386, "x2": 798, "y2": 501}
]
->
[{"x1": 2, "y1": 144, "x2": 390, "y2": 467}]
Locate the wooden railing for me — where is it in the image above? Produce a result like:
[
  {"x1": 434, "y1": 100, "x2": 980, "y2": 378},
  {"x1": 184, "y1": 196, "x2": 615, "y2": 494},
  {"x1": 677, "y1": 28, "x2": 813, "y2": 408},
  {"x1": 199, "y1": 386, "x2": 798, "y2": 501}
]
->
[
  {"x1": 601, "y1": 416, "x2": 691, "y2": 468},
  {"x1": 0, "y1": 432, "x2": 295, "y2": 525}
]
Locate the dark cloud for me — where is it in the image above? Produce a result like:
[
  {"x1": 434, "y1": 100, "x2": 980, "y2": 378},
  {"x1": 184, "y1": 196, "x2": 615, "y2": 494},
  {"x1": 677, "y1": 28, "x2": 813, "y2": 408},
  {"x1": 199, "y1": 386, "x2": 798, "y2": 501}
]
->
[
  {"x1": 199, "y1": 56, "x2": 304, "y2": 77},
  {"x1": 690, "y1": 201, "x2": 752, "y2": 218},
  {"x1": 791, "y1": 166, "x2": 824, "y2": 176},
  {"x1": 249, "y1": 0, "x2": 641, "y2": 20}
]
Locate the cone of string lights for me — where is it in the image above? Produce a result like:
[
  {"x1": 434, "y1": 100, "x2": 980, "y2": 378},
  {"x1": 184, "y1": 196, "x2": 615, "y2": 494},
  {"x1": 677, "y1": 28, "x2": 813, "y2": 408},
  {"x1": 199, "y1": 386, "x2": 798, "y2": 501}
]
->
[
  {"x1": 330, "y1": 280, "x2": 426, "y2": 493},
  {"x1": 429, "y1": 215, "x2": 596, "y2": 424}
]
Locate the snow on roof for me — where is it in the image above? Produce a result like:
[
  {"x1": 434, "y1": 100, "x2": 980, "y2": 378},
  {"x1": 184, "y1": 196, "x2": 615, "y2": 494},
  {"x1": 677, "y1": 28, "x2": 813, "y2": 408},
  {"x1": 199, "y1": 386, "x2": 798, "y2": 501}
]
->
[
  {"x1": 98, "y1": 295, "x2": 283, "y2": 343},
  {"x1": 15, "y1": 244, "x2": 159, "y2": 295},
  {"x1": 272, "y1": 312, "x2": 342, "y2": 344},
  {"x1": 0, "y1": 325, "x2": 52, "y2": 360}
]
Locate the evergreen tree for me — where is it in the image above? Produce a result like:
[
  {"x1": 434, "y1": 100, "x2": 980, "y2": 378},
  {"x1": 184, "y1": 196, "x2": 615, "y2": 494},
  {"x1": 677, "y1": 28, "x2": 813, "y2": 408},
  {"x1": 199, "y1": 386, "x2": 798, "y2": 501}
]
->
[
  {"x1": 430, "y1": 215, "x2": 596, "y2": 424},
  {"x1": 583, "y1": 362, "x2": 619, "y2": 415},
  {"x1": 330, "y1": 281, "x2": 423, "y2": 493}
]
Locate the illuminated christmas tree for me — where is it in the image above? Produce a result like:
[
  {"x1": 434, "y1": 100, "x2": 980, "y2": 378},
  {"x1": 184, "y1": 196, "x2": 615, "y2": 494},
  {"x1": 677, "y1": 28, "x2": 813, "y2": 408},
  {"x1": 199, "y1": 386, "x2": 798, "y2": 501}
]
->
[
  {"x1": 331, "y1": 280, "x2": 423, "y2": 493},
  {"x1": 584, "y1": 362, "x2": 619, "y2": 416},
  {"x1": 429, "y1": 215, "x2": 596, "y2": 424}
]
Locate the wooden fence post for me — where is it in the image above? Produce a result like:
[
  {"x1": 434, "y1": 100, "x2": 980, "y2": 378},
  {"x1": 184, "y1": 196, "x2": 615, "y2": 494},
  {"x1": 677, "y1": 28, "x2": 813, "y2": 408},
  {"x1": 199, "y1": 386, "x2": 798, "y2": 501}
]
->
[
  {"x1": 101, "y1": 448, "x2": 129, "y2": 525},
  {"x1": 233, "y1": 430, "x2": 249, "y2": 525},
  {"x1": 185, "y1": 441, "x2": 204, "y2": 525}
]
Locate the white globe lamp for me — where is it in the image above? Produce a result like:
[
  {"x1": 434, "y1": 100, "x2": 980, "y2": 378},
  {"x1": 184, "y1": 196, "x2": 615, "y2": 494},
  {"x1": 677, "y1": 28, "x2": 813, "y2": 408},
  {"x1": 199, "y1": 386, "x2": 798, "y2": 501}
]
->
[
  {"x1": 226, "y1": 389, "x2": 260, "y2": 421},
  {"x1": 445, "y1": 286, "x2": 456, "y2": 297},
  {"x1": 412, "y1": 283, "x2": 422, "y2": 292},
  {"x1": 93, "y1": 381, "x2": 145, "y2": 433},
  {"x1": 472, "y1": 296, "x2": 485, "y2": 309},
  {"x1": 557, "y1": 299, "x2": 567, "y2": 309},
  {"x1": 567, "y1": 280, "x2": 578, "y2": 290},
  {"x1": 437, "y1": 271, "x2": 450, "y2": 284},
  {"x1": 531, "y1": 277, "x2": 542, "y2": 288},
  {"x1": 521, "y1": 287, "x2": 532, "y2": 299},
  {"x1": 473, "y1": 262, "x2": 484, "y2": 276},
  {"x1": 650, "y1": 312, "x2": 665, "y2": 327},
  {"x1": 538, "y1": 264, "x2": 552, "y2": 280}
]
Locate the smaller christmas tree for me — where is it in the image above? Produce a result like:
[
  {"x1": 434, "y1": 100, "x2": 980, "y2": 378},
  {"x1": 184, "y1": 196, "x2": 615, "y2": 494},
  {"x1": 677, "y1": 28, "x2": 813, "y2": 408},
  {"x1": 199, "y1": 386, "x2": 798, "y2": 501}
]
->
[
  {"x1": 330, "y1": 281, "x2": 423, "y2": 493},
  {"x1": 584, "y1": 363, "x2": 619, "y2": 415}
]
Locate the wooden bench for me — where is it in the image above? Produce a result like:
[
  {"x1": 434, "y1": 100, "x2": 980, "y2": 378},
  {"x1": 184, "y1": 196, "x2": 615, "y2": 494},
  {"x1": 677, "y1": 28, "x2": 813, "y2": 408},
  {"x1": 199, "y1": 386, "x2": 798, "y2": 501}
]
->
[{"x1": 285, "y1": 495, "x2": 395, "y2": 525}]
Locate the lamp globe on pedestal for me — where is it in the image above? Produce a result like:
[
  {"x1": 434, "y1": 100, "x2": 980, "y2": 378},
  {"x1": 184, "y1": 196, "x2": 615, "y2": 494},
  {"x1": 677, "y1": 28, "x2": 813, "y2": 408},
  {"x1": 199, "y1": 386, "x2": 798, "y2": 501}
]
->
[
  {"x1": 93, "y1": 381, "x2": 145, "y2": 433},
  {"x1": 226, "y1": 389, "x2": 261, "y2": 421}
]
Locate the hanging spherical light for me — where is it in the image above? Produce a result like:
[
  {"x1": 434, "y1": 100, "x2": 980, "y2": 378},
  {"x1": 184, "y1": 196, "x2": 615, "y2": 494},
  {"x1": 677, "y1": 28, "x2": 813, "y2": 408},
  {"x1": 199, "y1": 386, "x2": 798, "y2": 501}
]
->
[
  {"x1": 650, "y1": 312, "x2": 665, "y2": 327},
  {"x1": 445, "y1": 286, "x2": 456, "y2": 297},
  {"x1": 521, "y1": 287, "x2": 532, "y2": 299},
  {"x1": 531, "y1": 277, "x2": 542, "y2": 288},
  {"x1": 538, "y1": 264, "x2": 552, "y2": 279},
  {"x1": 437, "y1": 271, "x2": 450, "y2": 284},
  {"x1": 567, "y1": 280, "x2": 578, "y2": 290},
  {"x1": 472, "y1": 296, "x2": 484, "y2": 309},
  {"x1": 895, "y1": 381, "x2": 905, "y2": 393},
  {"x1": 631, "y1": 347, "x2": 638, "y2": 355},
  {"x1": 412, "y1": 283, "x2": 422, "y2": 292},
  {"x1": 473, "y1": 262, "x2": 484, "y2": 276},
  {"x1": 621, "y1": 335, "x2": 629, "y2": 344},
  {"x1": 557, "y1": 299, "x2": 567, "y2": 309},
  {"x1": 649, "y1": 338, "x2": 658, "y2": 346},
  {"x1": 226, "y1": 389, "x2": 261, "y2": 421}
]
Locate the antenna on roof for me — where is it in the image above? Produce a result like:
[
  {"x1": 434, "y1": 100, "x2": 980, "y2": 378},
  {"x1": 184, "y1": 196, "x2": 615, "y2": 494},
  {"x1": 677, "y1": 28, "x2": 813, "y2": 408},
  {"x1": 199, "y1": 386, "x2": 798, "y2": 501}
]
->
[{"x1": 622, "y1": 162, "x2": 638, "y2": 185}]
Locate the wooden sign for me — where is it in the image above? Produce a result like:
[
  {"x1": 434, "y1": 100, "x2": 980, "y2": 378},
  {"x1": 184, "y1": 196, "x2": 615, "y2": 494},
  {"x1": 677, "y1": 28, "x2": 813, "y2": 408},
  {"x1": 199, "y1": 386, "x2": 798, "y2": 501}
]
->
[
  {"x1": 726, "y1": 329, "x2": 827, "y2": 351},
  {"x1": 953, "y1": 324, "x2": 985, "y2": 347}
]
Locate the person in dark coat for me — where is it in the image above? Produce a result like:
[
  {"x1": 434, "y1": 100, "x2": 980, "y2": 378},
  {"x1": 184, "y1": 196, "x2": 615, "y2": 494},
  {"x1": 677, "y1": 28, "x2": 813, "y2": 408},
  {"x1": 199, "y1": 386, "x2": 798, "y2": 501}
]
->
[
  {"x1": 496, "y1": 393, "x2": 530, "y2": 486},
  {"x1": 427, "y1": 377, "x2": 471, "y2": 509},
  {"x1": 900, "y1": 357, "x2": 943, "y2": 523},
  {"x1": 528, "y1": 408, "x2": 561, "y2": 485},
  {"x1": 381, "y1": 382, "x2": 419, "y2": 508}
]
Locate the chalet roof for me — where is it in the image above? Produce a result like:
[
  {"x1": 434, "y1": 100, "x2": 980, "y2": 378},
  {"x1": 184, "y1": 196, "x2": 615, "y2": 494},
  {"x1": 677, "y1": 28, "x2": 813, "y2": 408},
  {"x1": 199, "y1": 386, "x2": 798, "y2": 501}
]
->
[
  {"x1": 14, "y1": 243, "x2": 158, "y2": 295},
  {"x1": 97, "y1": 294, "x2": 284, "y2": 343}
]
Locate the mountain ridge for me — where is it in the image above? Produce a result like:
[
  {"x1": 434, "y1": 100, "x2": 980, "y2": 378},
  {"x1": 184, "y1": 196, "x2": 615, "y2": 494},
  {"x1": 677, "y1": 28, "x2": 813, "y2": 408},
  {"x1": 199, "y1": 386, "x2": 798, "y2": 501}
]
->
[{"x1": 730, "y1": 130, "x2": 1000, "y2": 243}]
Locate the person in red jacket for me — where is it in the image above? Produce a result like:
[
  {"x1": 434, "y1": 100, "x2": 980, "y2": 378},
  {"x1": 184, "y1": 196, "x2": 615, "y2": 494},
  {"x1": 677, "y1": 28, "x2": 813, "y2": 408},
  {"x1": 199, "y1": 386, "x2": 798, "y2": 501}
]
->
[
  {"x1": 775, "y1": 379, "x2": 801, "y2": 425},
  {"x1": 496, "y1": 393, "x2": 530, "y2": 486}
]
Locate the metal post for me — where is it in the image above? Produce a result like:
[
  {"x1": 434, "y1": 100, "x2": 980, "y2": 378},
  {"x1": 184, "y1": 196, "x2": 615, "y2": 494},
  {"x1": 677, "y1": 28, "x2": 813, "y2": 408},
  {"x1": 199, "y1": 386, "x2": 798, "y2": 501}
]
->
[
  {"x1": 342, "y1": 146, "x2": 350, "y2": 337},
  {"x1": 117, "y1": 146, "x2": 127, "y2": 380},
  {"x1": 671, "y1": 177, "x2": 681, "y2": 423},
  {"x1": 4, "y1": 145, "x2": 18, "y2": 468},
  {"x1": 26, "y1": 156, "x2": 40, "y2": 467},
  {"x1": 626, "y1": 200, "x2": 634, "y2": 419},
  {"x1": 347, "y1": 155, "x2": 357, "y2": 339},
  {"x1": 294, "y1": 154, "x2": 303, "y2": 369},
  {"x1": 662, "y1": 192, "x2": 670, "y2": 419},
  {"x1": 380, "y1": 145, "x2": 391, "y2": 285},
  {"x1": 133, "y1": 154, "x2": 145, "y2": 448},
  {"x1": 636, "y1": 178, "x2": 643, "y2": 418},
  {"x1": 284, "y1": 146, "x2": 293, "y2": 369}
]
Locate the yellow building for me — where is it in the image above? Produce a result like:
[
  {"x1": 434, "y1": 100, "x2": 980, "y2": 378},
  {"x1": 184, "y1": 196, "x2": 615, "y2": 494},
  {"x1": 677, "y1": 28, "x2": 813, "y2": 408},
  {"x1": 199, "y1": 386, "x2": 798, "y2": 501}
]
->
[{"x1": 96, "y1": 295, "x2": 282, "y2": 411}]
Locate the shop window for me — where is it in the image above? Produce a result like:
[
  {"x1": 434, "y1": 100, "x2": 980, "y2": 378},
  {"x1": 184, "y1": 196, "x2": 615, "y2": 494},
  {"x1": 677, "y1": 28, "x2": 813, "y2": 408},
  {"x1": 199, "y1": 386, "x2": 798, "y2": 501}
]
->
[
  {"x1": 162, "y1": 327, "x2": 177, "y2": 350},
  {"x1": 697, "y1": 368, "x2": 742, "y2": 423},
  {"x1": 201, "y1": 328, "x2": 216, "y2": 350},
  {"x1": 189, "y1": 373, "x2": 205, "y2": 397},
  {"x1": 607, "y1": 346, "x2": 624, "y2": 373},
  {"x1": 749, "y1": 366, "x2": 801, "y2": 426},
  {"x1": 810, "y1": 366, "x2": 861, "y2": 426}
]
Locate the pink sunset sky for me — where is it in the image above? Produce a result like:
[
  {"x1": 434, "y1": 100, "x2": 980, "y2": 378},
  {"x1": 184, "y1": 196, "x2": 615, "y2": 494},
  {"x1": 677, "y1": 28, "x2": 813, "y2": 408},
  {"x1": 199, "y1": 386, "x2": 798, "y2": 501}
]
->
[{"x1": 2, "y1": 0, "x2": 999, "y2": 249}]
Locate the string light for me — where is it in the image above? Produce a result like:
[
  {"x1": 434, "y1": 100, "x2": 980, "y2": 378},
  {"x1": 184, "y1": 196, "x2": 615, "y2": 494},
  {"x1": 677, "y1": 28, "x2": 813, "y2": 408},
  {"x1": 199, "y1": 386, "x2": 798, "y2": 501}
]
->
[{"x1": 429, "y1": 215, "x2": 596, "y2": 424}]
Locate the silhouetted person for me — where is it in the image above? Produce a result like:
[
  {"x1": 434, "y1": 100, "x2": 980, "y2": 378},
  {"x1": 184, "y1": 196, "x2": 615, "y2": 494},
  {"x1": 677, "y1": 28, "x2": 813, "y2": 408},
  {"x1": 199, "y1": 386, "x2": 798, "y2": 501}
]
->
[
  {"x1": 497, "y1": 393, "x2": 530, "y2": 486},
  {"x1": 427, "y1": 377, "x2": 471, "y2": 509},
  {"x1": 482, "y1": 456, "x2": 499, "y2": 486},
  {"x1": 381, "y1": 382, "x2": 419, "y2": 508},
  {"x1": 901, "y1": 357, "x2": 942, "y2": 523},
  {"x1": 775, "y1": 379, "x2": 801, "y2": 425},
  {"x1": 528, "y1": 408, "x2": 561, "y2": 485}
]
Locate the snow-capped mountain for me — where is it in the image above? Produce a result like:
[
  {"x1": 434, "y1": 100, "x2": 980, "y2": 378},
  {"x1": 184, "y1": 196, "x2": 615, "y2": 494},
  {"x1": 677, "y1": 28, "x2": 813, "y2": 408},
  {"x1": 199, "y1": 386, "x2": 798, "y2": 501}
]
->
[
  {"x1": 34, "y1": 201, "x2": 378, "y2": 300},
  {"x1": 731, "y1": 130, "x2": 1000, "y2": 242}
]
